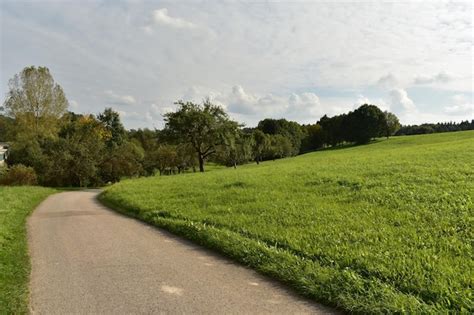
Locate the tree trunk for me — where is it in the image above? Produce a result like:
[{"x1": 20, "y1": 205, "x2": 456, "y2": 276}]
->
[{"x1": 198, "y1": 154, "x2": 204, "y2": 172}]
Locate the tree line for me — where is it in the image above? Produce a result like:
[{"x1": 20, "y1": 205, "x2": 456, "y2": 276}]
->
[
  {"x1": 0, "y1": 66, "x2": 470, "y2": 186},
  {"x1": 395, "y1": 120, "x2": 474, "y2": 136}
]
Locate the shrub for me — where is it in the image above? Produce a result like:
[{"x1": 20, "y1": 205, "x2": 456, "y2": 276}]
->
[{"x1": 0, "y1": 164, "x2": 38, "y2": 186}]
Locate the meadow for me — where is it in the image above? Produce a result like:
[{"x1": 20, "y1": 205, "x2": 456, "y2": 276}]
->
[
  {"x1": 100, "y1": 131, "x2": 474, "y2": 314},
  {"x1": 0, "y1": 186, "x2": 55, "y2": 313}
]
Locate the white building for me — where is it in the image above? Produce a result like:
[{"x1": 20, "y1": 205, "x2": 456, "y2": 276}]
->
[{"x1": 0, "y1": 143, "x2": 9, "y2": 166}]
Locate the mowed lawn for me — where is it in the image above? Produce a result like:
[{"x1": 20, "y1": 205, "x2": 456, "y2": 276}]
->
[
  {"x1": 0, "y1": 186, "x2": 56, "y2": 313},
  {"x1": 100, "y1": 131, "x2": 474, "y2": 314}
]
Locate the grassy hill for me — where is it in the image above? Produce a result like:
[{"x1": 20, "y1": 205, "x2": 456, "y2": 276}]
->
[
  {"x1": 0, "y1": 186, "x2": 56, "y2": 313},
  {"x1": 100, "y1": 131, "x2": 474, "y2": 313}
]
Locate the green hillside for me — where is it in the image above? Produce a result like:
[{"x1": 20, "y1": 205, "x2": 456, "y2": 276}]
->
[{"x1": 100, "y1": 131, "x2": 474, "y2": 313}]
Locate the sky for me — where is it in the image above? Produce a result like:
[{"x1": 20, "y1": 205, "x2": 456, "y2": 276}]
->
[{"x1": 1, "y1": 0, "x2": 473, "y2": 129}]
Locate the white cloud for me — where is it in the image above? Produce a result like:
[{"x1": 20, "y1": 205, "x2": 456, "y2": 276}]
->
[
  {"x1": 377, "y1": 74, "x2": 398, "y2": 88},
  {"x1": 414, "y1": 72, "x2": 453, "y2": 85},
  {"x1": 452, "y1": 94, "x2": 469, "y2": 104},
  {"x1": 389, "y1": 88, "x2": 416, "y2": 115},
  {"x1": 227, "y1": 85, "x2": 267, "y2": 115},
  {"x1": 444, "y1": 103, "x2": 474, "y2": 116},
  {"x1": 353, "y1": 95, "x2": 389, "y2": 112},
  {"x1": 224, "y1": 86, "x2": 328, "y2": 123},
  {"x1": 149, "y1": 103, "x2": 161, "y2": 117},
  {"x1": 104, "y1": 90, "x2": 136, "y2": 106},
  {"x1": 117, "y1": 110, "x2": 141, "y2": 120},
  {"x1": 145, "y1": 103, "x2": 173, "y2": 125},
  {"x1": 444, "y1": 93, "x2": 474, "y2": 116},
  {"x1": 286, "y1": 92, "x2": 322, "y2": 120},
  {"x1": 144, "y1": 8, "x2": 197, "y2": 32}
]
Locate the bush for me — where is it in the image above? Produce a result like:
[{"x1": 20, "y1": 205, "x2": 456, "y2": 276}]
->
[{"x1": 0, "y1": 164, "x2": 38, "y2": 186}]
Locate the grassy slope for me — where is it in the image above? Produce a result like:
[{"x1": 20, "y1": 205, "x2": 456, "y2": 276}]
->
[
  {"x1": 100, "y1": 131, "x2": 474, "y2": 314},
  {"x1": 0, "y1": 186, "x2": 55, "y2": 314}
]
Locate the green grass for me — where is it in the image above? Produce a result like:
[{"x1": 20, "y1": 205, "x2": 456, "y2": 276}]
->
[
  {"x1": 100, "y1": 131, "x2": 474, "y2": 314},
  {"x1": 0, "y1": 186, "x2": 56, "y2": 314}
]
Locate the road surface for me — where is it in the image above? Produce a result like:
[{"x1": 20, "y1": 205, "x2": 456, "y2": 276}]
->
[{"x1": 28, "y1": 190, "x2": 334, "y2": 314}]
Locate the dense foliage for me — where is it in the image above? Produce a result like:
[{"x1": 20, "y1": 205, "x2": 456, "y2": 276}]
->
[
  {"x1": 396, "y1": 120, "x2": 474, "y2": 135},
  {"x1": 0, "y1": 164, "x2": 37, "y2": 186},
  {"x1": 163, "y1": 99, "x2": 241, "y2": 172},
  {"x1": 3, "y1": 66, "x2": 68, "y2": 139},
  {"x1": 101, "y1": 131, "x2": 474, "y2": 314}
]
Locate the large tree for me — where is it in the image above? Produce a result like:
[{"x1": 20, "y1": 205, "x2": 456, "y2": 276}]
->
[
  {"x1": 257, "y1": 118, "x2": 304, "y2": 155},
  {"x1": 3, "y1": 66, "x2": 68, "y2": 139},
  {"x1": 163, "y1": 99, "x2": 240, "y2": 172},
  {"x1": 346, "y1": 104, "x2": 387, "y2": 144}
]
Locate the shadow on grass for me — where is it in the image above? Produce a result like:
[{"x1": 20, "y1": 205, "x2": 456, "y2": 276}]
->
[{"x1": 300, "y1": 138, "x2": 387, "y2": 155}]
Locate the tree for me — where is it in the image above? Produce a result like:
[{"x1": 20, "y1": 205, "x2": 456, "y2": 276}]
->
[
  {"x1": 257, "y1": 118, "x2": 304, "y2": 155},
  {"x1": 128, "y1": 128, "x2": 159, "y2": 152},
  {"x1": 99, "y1": 141, "x2": 144, "y2": 182},
  {"x1": 346, "y1": 104, "x2": 386, "y2": 144},
  {"x1": 96, "y1": 108, "x2": 142, "y2": 182},
  {"x1": 301, "y1": 123, "x2": 324, "y2": 152},
  {"x1": 47, "y1": 114, "x2": 108, "y2": 186},
  {"x1": 384, "y1": 111, "x2": 401, "y2": 138},
  {"x1": 163, "y1": 99, "x2": 240, "y2": 172},
  {"x1": 0, "y1": 114, "x2": 13, "y2": 142},
  {"x1": 98, "y1": 108, "x2": 126, "y2": 148},
  {"x1": 318, "y1": 114, "x2": 347, "y2": 146},
  {"x1": 251, "y1": 129, "x2": 269, "y2": 164},
  {"x1": 175, "y1": 143, "x2": 198, "y2": 173},
  {"x1": 151, "y1": 145, "x2": 178, "y2": 175},
  {"x1": 263, "y1": 134, "x2": 293, "y2": 160},
  {"x1": 3, "y1": 66, "x2": 68, "y2": 139},
  {"x1": 214, "y1": 131, "x2": 253, "y2": 168}
]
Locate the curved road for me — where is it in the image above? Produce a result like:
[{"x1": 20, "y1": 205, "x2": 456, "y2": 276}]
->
[{"x1": 28, "y1": 191, "x2": 333, "y2": 314}]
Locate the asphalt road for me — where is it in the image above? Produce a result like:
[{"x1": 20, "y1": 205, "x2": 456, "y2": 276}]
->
[{"x1": 28, "y1": 190, "x2": 334, "y2": 314}]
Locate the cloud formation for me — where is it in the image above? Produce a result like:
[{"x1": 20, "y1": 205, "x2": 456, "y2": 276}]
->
[
  {"x1": 389, "y1": 89, "x2": 416, "y2": 115},
  {"x1": 104, "y1": 90, "x2": 136, "y2": 106},
  {"x1": 149, "y1": 8, "x2": 196, "y2": 30},
  {"x1": 414, "y1": 72, "x2": 453, "y2": 85},
  {"x1": 444, "y1": 94, "x2": 474, "y2": 116},
  {"x1": 444, "y1": 104, "x2": 474, "y2": 116},
  {"x1": 1, "y1": 1, "x2": 472, "y2": 128}
]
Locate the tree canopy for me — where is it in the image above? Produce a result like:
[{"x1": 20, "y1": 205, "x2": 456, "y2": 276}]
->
[
  {"x1": 163, "y1": 99, "x2": 240, "y2": 172},
  {"x1": 3, "y1": 66, "x2": 68, "y2": 139}
]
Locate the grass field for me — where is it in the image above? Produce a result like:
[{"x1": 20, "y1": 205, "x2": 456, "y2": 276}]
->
[
  {"x1": 0, "y1": 186, "x2": 56, "y2": 314},
  {"x1": 100, "y1": 131, "x2": 474, "y2": 314}
]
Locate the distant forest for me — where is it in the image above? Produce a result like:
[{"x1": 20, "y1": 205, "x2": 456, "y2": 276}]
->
[
  {"x1": 1, "y1": 66, "x2": 473, "y2": 187},
  {"x1": 396, "y1": 121, "x2": 474, "y2": 136}
]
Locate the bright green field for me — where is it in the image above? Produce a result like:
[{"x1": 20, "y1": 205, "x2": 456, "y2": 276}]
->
[
  {"x1": 100, "y1": 131, "x2": 474, "y2": 314},
  {"x1": 0, "y1": 186, "x2": 55, "y2": 314}
]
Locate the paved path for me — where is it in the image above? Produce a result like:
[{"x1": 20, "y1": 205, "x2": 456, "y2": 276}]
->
[{"x1": 28, "y1": 191, "x2": 333, "y2": 314}]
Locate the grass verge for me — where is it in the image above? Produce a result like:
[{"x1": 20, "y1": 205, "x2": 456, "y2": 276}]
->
[{"x1": 0, "y1": 186, "x2": 56, "y2": 313}]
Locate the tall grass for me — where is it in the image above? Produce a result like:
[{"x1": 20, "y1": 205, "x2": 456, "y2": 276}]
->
[{"x1": 100, "y1": 131, "x2": 474, "y2": 313}]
